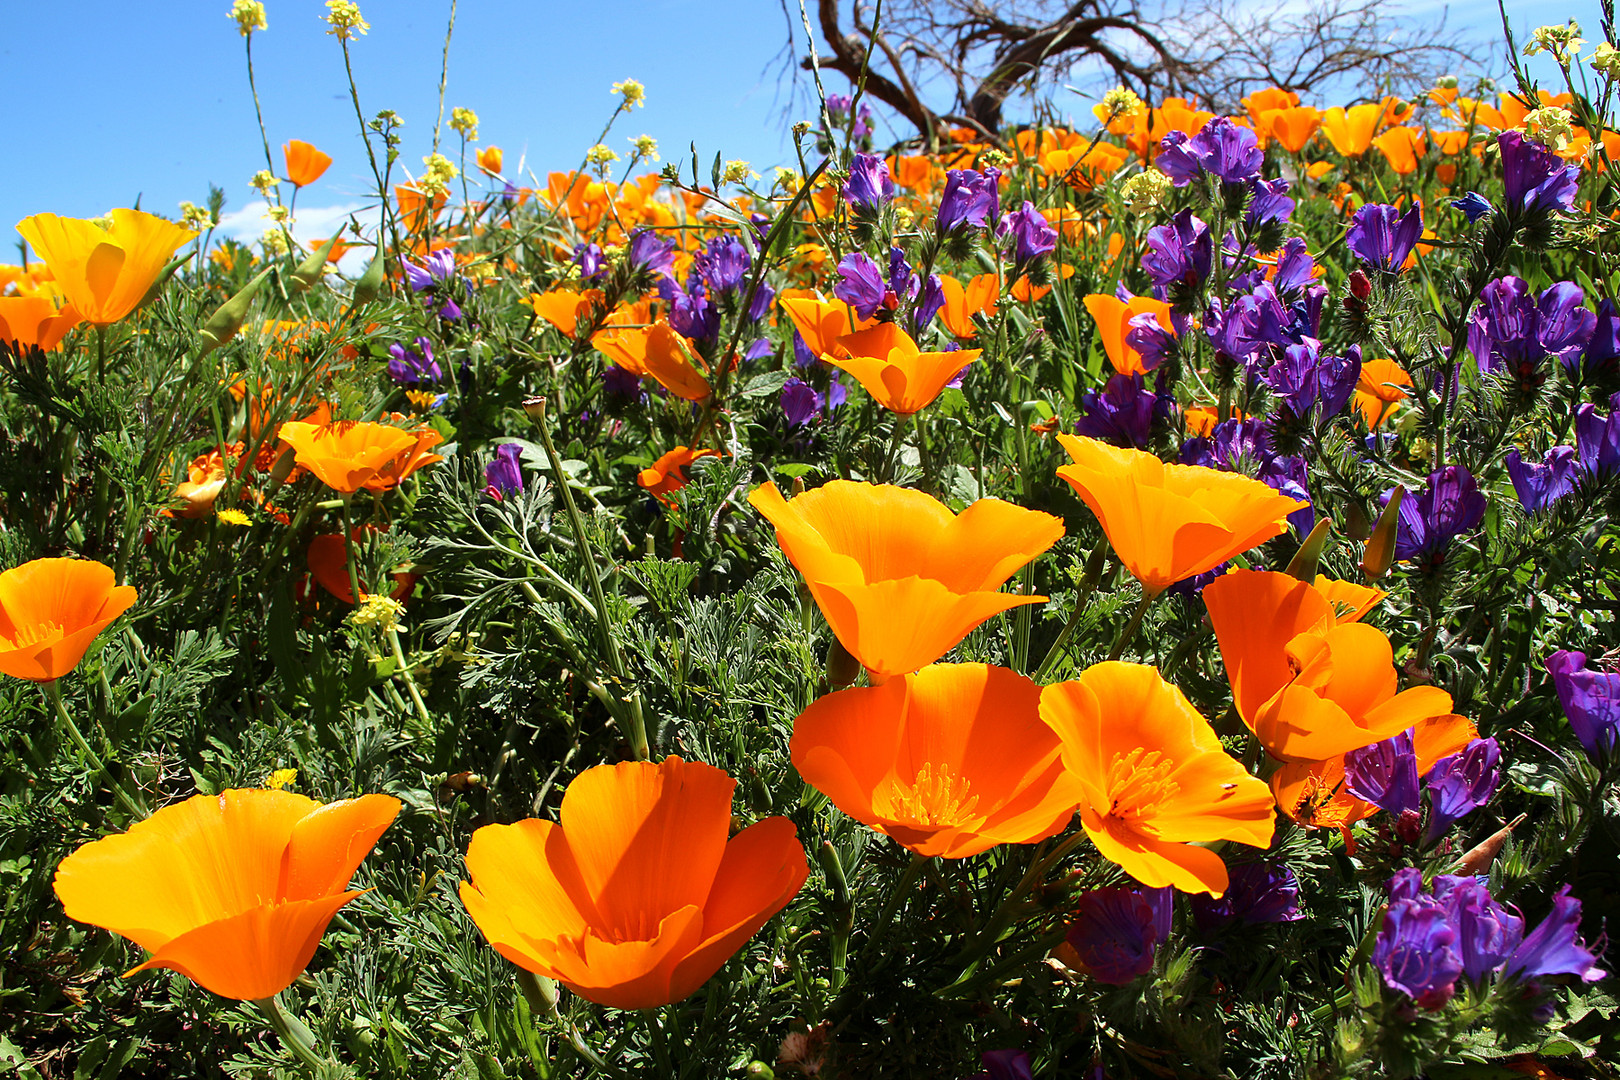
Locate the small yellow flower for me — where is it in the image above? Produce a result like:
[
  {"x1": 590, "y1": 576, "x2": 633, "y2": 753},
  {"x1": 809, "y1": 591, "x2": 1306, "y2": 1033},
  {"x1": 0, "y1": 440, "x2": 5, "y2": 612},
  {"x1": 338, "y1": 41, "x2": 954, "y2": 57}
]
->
[
  {"x1": 1592, "y1": 42, "x2": 1620, "y2": 78},
  {"x1": 611, "y1": 79, "x2": 646, "y2": 108},
  {"x1": 179, "y1": 201, "x2": 216, "y2": 230},
  {"x1": 1524, "y1": 21, "x2": 1584, "y2": 63},
  {"x1": 266, "y1": 767, "x2": 298, "y2": 790},
  {"x1": 230, "y1": 0, "x2": 267, "y2": 35},
  {"x1": 265, "y1": 205, "x2": 293, "y2": 225},
  {"x1": 260, "y1": 229, "x2": 289, "y2": 257},
  {"x1": 348, "y1": 594, "x2": 405, "y2": 632},
  {"x1": 585, "y1": 143, "x2": 620, "y2": 168},
  {"x1": 1121, "y1": 170, "x2": 1172, "y2": 215},
  {"x1": 217, "y1": 508, "x2": 252, "y2": 526},
  {"x1": 1100, "y1": 86, "x2": 1145, "y2": 121},
  {"x1": 629, "y1": 134, "x2": 659, "y2": 161},
  {"x1": 417, "y1": 152, "x2": 459, "y2": 197},
  {"x1": 324, "y1": 0, "x2": 369, "y2": 40},
  {"x1": 450, "y1": 106, "x2": 480, "y2": 141},
  {"x1": 1524, "y1": 106, "x2": 1575, "y2": 151},
  {"x1": 979, "y1": 149, "x2": 1012, "y2": 169},
  {"x1": 250, "y1": 170, "x2": 279, "y2": 196},
  {"x1": 721, "y1": 160, "x2": 756, "y2": 184}
]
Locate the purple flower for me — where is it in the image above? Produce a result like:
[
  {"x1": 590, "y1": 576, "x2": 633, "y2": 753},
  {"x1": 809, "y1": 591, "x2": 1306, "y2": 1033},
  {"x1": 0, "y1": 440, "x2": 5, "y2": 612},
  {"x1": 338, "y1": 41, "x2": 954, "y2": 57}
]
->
[
  {"x1": 1266, "y1": 339, "x2": 1360, "y2": 419},
  {"x1": 386, "y1": 337, "x2": 442, "y2": 385},
  {"x1": 484, "y1": 443, "x2": 524, "y2": 497},
  {"x1": 1468, "y1": 279, "x2": 1595, "y2": 376},
  {"x1": 1245, "y1": 178, "x2": 1295, "y2": 230},
  {"x1": 780, "y1": 377, "x2": 823, "y2": 427},
  {"x1": 574, "y1": 242, "x2": 605, "y2": 282},
  {"x1": 887, "y1": 246, "x2": 916, "y2": 302},
  {"x1": 1575, "y1": 402, "x2": 1620, "y2": 480},
  {"x1": 832, "y1": 253, "x2": 888, "y2": 321},
  {"x1": 1505, "y1": 446, "x2": 1578, "y2": 512},
  {"x1": 1189, "y1": 861, "x2": 1302, "y2": 931},
  {"x1": 1545, "y1": 650, "x2": 1620, "y2": 763},
  {"x1": 1374, "y1": 887, "x2": 1465, "y2": 1009},
  {"x1": 695, "y1": 235, "x2": 751, "y2": 295},
  {"x1": 791, "y1": 329, "x2": 817, "y2": 369},
  {"x1": 1578, "y1": 299, "x2": 1620, "y2": 379},
  {"x1": 1451, "y1": 191, "x2": 1494, "y2": 222},
  {"x1": 661, "y1": 277, "x2": 719, "y2": 344},
  {"x1": 747, "y1": 281, "x2": 777, "y2": 323},
  {"x1": 626, "y1": 228, "x2": 677, "y2": 279},
  {"x1": 1505, "y1": 886, "x2": 1608, "y2": 984},
  {"x1": 1346, "y1": 203, "x2": 1423, "y2": 273},
  {"x1": 1387, "y1": 465, "x2": 1487, "y2": 566},
  {"x1": 970, "y1": 1050, "x2": 1033, "y2": 1080},
  {"x1": 1424, "y1": 737, "x2": 1500, "y2": 844},
  {"x1": 937, "y1": 167, "x2": 1000, "y2": 233},
  {"x1": 1432, "y1": 875, "x2": 1525, "y2": 983},
  {"x1": 999, "y1": 200, "x2": 1057, "y2": 265},
  {"x1": 1272, "y1": 237, "x2": 1318, "y2": 294},
  {"x1": 1344, "y1": 731, "x2": 1423, "y2": 817},
  {"x1": 1125, "y1": 312, "x2": 1176, "y2": 371},
  {"x1": 1066, "y1": 885, "x2": 1172, "y2": 985},
  {"x1": 1075, "y1": 372, "x2": 1174, "y2": 449},
  {"x1": 1155, "y1": 117, "x2": 1263, "y2": 186},
  {"x1": 1142, "y1": 210, "x2": 1213, "y2": 289},
  {"x1": 601, "y1": 363, "x2": 644, "y2": 401},
  {"x1": 1500, "y1": 130, "x2": 1579, "y2": 216},
  {"x1": 1181, "y1": 418, "x2": 1314, "y2": 533},
  {"x1": 843, "y1": 152, "x2": 896, "y2": 209},
  {"x1": 915, "y1": 274, "x2": 946, "y2": 332},
  {"x1": 404, "y1": 249, "x2": 456, "y2": 292}
]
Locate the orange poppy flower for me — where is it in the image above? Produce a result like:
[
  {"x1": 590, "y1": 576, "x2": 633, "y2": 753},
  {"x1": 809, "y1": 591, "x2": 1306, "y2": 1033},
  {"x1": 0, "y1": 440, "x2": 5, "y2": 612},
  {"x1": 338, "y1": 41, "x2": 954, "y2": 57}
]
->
[
  {"x1": 1203, "y1": 569, "x2": 1455, "y2": 762},
  {"x1": 1353, "y1": 357, "x2": 1411, "y2": 429},
  {"x1": 1054, "y1": 435, "x2": 1306, "y2": 598},
  {"x1": 1041, "y1": 141, "x2": 1130, "y2": 191},
  {"x1": 1041, "y1": 661, "x2": 1275, "y2": 894},
  {"x1": 460, "y1": 756, "x2": 807, "y2": 1010},
  {"x1": 283, "y1": 140, "x2": 333, "y2": 188},
  {"x1": 749, "y1": 480, "x2": 1063, "y2": 678},
  {"x1": 791, "y1": 664, "x2": 1083, "y2": 859},
  {"x1": 638, "y1": 446, "x2": 720, "y2": 506},
  {"x1": 1312, "y1": 575, "x2": 1386, "y2": 623},
  {"x1": 1430, "y1": 130, "x2": 1472, "y2": 156},
  {"x1": 1010, "y1": 263, "x2": 1075, "y2": 304},
  {"x1": 1083, "y1": 294, "x2": 1174, "y2": 376},
  {"x1": 779, "y1": 294, "x2": 872, "y2": 358},
  {"x1": 888, "y1": 154, "x2": 937, "y2": 193},
  {"x1": 1320, "y1": 103, "x2": 1385, "y2": 157},
  {"x1": 476, "y1": 145, "x2": 504, "y2": 175},
  {"x1": 590, "y1": 299, "x2": 658, "y2": 372},
  {"x1": 394, "y1": 185, "x2": 447, "y2": 234},
  {"x1": 276, "y1": 419, "x2": 442, "y2": 494},
  {"x1": 1243, "y1": 87, "x2": 1300, "y2": 124},
  {"x1": 1184, "y1": 405, "x2": 1244, "y2": 437},
  {"x1": 54, "y1": 788, "x2": 399, "y2": 1000},
  {"x1": 0, "y1": 296, "x2": 83, "y2": 353},
  {"x1": 938, "y1": 274, "x2": 1000, "y2": 339},
  {"x1": 17, "y1": 209, "x2": 195, "y2": 328},
  {"x1": 1266, "y1": 106, "x2": 1323, "y2": 153},
  {"x1": 169, "y1": 449, "x2": 229, "y2": 519},
  {"x1": 0, "y1": 558, "x2": 137, "y2": 683},
  {"x1": 524, "y1": 288, "x2": 603, "y2": 337},
  {"x1": 1271, "y1": 712, "x2": 1476, "y2": 828},
  {"x1": 1372, "y1": 127, "x2": 1426, "y2": 174},
  {"x1": 642, "y1": 322, "x2": 711, "y2": 401},
  {"x1": 827, "y1": 323, "x2": 978, "y2": 416},
  {"x1": 307, "y1": 532, "x2": 416, "y2": 604}
]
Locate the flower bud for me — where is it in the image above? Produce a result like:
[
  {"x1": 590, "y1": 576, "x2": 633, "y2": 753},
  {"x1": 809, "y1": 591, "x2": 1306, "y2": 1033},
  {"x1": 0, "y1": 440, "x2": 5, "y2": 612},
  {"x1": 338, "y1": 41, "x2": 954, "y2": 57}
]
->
[{"x1": 1361, "y1": 485, "x2": 1405, "y2": 579}]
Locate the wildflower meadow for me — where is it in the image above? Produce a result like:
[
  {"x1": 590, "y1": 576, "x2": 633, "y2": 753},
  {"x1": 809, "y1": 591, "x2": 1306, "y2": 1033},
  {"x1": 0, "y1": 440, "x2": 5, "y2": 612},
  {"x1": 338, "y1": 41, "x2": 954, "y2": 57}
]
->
[{"x1": 4, "y1": 2, "x2": 1620, "y2": 1077}]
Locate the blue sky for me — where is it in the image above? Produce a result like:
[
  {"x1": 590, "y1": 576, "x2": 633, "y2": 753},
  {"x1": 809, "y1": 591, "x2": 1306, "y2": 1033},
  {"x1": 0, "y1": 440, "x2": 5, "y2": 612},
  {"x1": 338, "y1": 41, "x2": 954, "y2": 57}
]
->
[{"x1": 0, "y1": 0, "x2": 1605, "y2": 253}]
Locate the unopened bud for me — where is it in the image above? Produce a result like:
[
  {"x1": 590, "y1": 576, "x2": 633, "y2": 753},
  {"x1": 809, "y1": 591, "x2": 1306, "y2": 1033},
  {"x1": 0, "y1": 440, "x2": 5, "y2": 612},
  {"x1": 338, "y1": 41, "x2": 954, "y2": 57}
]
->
[
  {"x1": 826, "y1": 636, "x2": 860, "y2": 689},
  {"x1": 1361, "y1": 486, "x2": 1405, "y2": 579}
]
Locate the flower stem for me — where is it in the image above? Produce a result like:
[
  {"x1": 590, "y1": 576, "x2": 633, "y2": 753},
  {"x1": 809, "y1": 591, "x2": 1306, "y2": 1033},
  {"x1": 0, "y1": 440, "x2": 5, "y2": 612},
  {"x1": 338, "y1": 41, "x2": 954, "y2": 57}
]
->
[
  {"x1": 528, "y1": 397, "x2": 649, "y2": 760},
  {"x1": 1106, "y1": 591, "x2": 1155, "y2": 662},
  {"x1": 254, "y1": 994, "x2": 331, "y2": 1077},
  {"x1": 644, "y1": 1008, "x2": 675, "y2": 1077},
  {"x1": 44, "y1": 680, "x2": 145, "y2": 819},
  {"x1": 514, "y1": 969, "x2": 617, "y2": 1075},
  {"x1": 1032, "y1": 537, "x2": 1109, "y2": 681}
]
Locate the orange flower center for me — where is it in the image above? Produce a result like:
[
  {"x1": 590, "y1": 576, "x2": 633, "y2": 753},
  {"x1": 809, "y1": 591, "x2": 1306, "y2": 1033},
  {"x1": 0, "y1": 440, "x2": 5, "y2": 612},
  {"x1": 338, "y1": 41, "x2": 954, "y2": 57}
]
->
[
  {"x1": 3, "y1": 620, "x2": 64, "y2": 651},
  {"x1": 883, "y1": 763, "x2": 979, "y2": 827},
  {"x1": 1104, "y1": 748, "x2": 1180, "y2": 820}
]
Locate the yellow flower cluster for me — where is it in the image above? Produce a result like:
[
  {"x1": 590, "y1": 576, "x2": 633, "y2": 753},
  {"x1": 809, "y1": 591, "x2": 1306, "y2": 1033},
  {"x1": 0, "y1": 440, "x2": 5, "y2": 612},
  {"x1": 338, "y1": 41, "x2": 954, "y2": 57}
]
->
[
  {"x1": 629, "y1": 134, "x2": 659, "y2": 161},
  {"x1": 324, "y1": 0, "x2": 369, "y2": 40},
  {"x1": 450, "y1": 106, "x2": 479, "y2": 141},
  {"x1": 348, "y1": 593, "x2": 405, "y2": 632},
  {"x1": 417, "y1": 152, "x2": 459, "y2": 197},
  {"x1": 229, "y1": 0, "x2": 266, "y2": 35},
  {"x1": 610, "y1": 79, "x2": 646, "y2": 108}
]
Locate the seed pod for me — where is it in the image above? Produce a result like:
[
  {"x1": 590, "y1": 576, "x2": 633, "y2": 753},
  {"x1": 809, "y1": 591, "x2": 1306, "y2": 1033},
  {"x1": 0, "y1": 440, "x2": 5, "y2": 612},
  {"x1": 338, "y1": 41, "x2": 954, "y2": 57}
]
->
[{"x1": 198, "y1": 267, "x2": 273, "y2": 355}]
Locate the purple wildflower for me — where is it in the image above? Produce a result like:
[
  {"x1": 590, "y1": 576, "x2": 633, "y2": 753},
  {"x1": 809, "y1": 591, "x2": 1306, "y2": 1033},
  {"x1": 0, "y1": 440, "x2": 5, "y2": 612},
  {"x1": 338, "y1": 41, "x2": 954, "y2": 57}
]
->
[
  {"x1": 1156, "y1": 117, "x2": 1264, "y2": 186},
  {"x1": 1574, "y1": 402, "x2": 1620, "y2": 480},
  {"x1": 833, "y1": 253, "x2": 888, "y2": 320},
  {"x1": 1142, "y1": 210, "x2": 1213, "y2": 289},
  {"x1": 1505, "y1": 887, "x2": 1608, "y2": 984},
  {"x1": 1344, "y1": 731, "x2": 1423, "y2": 817},
  {"x1": 1432, "y1": 875, "x2": 1525, "y2": 983},
  {"x1": 1189, "y1": 861, "x2": 1302, "y2": 931},
  {"x1": 999, "y1": 200, "x2": 1057, "y2": 265},
  {"x1": 1245, "y1": 178, "x2": 1295, "y2": 229},
  {"x1": 1545, "y1": 650, "x2": 1620, "y2": 763},
  {"x1": 780, "y1": 377, "x2": 823, "y2": 428},
  {"x1": 970, "y1": 1050, "x2": 1034, "y2": 1080},
  {"x1": 1505, "y1": 446, "x2": 1579, "y2": 512},
  {"x1": 386, "y1": 337, "x2": 442, "y2": 385},
  {"x1": 1266, "y1": 339, "x2": 1361, "y2": 419},
  {"x1": 916, "y1": 274, "x2": 946, "y2": 332},
  {"x1": 1346, "y1": 203, "x2": 1423, "y2": 273},
  {"x1": 484, "y1": 443, "x2": 524, "y2": 498},
  {"x1": 1499, "y1": 130, "x2": 1580, "y2": 216},
  {"x1": 1075, "y1": 372, "x2": 1174, "y2": 449},
  {"x1": 1387, "y1": 465, "x2": 1487, "y2": 567},
  {"x1": 695, "y1": 235, "x2": 751, "y2": 295},
  {"x1": 1374, "y1": 884, "x2": 1465, "y2": 1009},
  {"x1": 937, "y1": 167, "x2": 1000, "y2": 233},
  {"x1": 574, "y1": 242, "x2": 605, "y2": 282},
  {"x1": 843, "y1": 152, "x2": 896, "y2": 209},
  {"x1": 1066, "y1": 885, "x2": 1173, "y2": 985},
  {"x1": 1452, "y1": 191, "x2": 1493, "y2": 222},
  {"x1": 403, "y1": 249, "x2": 456, "y2": 292},
  {"x1": 626, "y1": 228, "x2": 677, "y2": 279}
]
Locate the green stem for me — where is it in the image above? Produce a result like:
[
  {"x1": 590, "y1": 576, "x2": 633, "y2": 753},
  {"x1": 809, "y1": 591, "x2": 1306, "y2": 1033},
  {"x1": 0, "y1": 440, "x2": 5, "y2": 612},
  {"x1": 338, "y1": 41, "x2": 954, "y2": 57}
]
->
[
  {"x1": 44, "y1": 681, "x2": 145, "y2": 819},
  {"x1": 880, "y1": 411, "x2": 910, "y2": 483},
  {"x1": 528, "y1": 397, "x2": 649, "y2": 760},
  {"x1": 339, "y1": 496, "x2": 365, "y2": 607},
  {"x1": 1032, "y1": 538, "x2": 1109, "y2": 681},
  {"x1": 514, "y1": 969, "x2": 617, "y2": 1075},
  {"x1": 1106, "y1": 592, "x2": 1155, "y2": 662},
  {"x1": 860, "y1": 852, "x2": 929, "y2": 965},
  {"x1": 253, "y1": 994, "x2": 331, "y2": 1076},
  {"x1": 387, "y1": 625, "x2": 432, "y2": 728},
  {"x1": 644, "y1": 1008, "x2": 675, "y2": 1077}
]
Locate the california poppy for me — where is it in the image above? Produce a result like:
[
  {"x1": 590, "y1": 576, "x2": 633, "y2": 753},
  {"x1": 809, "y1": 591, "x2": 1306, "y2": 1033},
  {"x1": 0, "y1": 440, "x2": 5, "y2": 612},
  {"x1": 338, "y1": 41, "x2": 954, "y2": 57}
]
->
[
  {"x1": 1185, "y1": 405, "x2": 1244, "y2": 437},
  {"x1": 638, "y1": 446, "x2": 720, "y2": 506},
  {"x1": 1267, "y1": 106, "x2": 1323, "y2": 154},
  {"x1": 1312, "y1": 575, "x2": 1386, "y2": 623},
  {"x1": 791, "y1": 664, "x2": 1083, "y2": 858},
  {"x1": 283, "y1": 140, "x2": 333, "y2": 188},
  {"x1": 1082, "y1": 294, "x2": 1174, "y2": 376},
  {"x1": 53, "y1": 788, "x2": 399, "y2": 1000},
  {"x1": 169, "y1": 450, "x2": 229, "y2": 519},
  {"x1": 1041, "y1": 662, "x2": 1275, "y2": 895},
  {"x1": 1353, "y1": 358, "x2": 1411, "y2": 429},
  {"x1": 1372, "y1": 127, "x2": 1426, "y2": 175},
  {"x1": 524, "y1": 288, "x2": 602, "y2": 337},
  {"x1": 0, "y1": 558, "x2": 137, "y2": 683},
  {"x1": 17, "y1": 209, "x2": 195, "y2": 327},
  {"x1": 589, "y1": 299, "x2": 658, "y2": 373},
  {"x1": 0, "y1": 296, "x2": 83, "y2": 353},
  {"x1": 476, "y1": 145, "x2": 504, "y2": 175},
  {"x1": 277, "y1": 419, "x2": 441, "y2": 494},
  {"x1": 749, "y1": 480, "x2": 1063, "y2": 678},
  {"x1": 307, "y1": 532, "x2": 416, "y2": 604},
  {"x1": 937, "y1": 274, "x2": 999, "y2": 339},
  {"x1": 1203, "y1": 569, "x2": 1454, "y2": 762},
  {"x1": 779, "y1": 294, "x2": 871, "y2": 358},
  {"x1": 1054, "y1": 435, "x2": 1306, "y2": 598},
  {"x1": 642, "y1": 322, "x2": 711, "y2": 401},
  {"x1": 1320, "y1": 103, "x2": 1386, "y2": 157},
  {"x1": 826, "y1": 322, "x2": 978, "y2": 416},
  {"x1": 460, "y1": 756, "x2": 807, "y2": 1010},
  {"x1": 1271, "y1": 713, "x2": 1477, "y2": 828}
]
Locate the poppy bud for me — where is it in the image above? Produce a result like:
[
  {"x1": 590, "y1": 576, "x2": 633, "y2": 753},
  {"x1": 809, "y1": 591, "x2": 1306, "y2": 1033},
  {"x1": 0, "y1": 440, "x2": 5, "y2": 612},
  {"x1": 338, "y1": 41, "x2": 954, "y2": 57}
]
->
[
  {"x1": 522, "y1": 395, "x2": 547, "y2": 423},
  {"x1": 1283, "y1": 517, "x2": 1333, "y2": 581},
  {"x1": 350, "y1": 245, "x2": 388, "y2": 306},
  {"x1": 826, "y1": 636, "x2": 860, "y2": 689},
  {"x1": 1345, "y1": 499, "x2": 1373, "y2": 541},
  {"x1": 1361, "y1": 485, "x2": 1404, "y2": 579},
  {"x1": 1449, "y1": 812, "x2": 1526, "y2": 874},
  {"x1": 198, "y1": 267, "x2": 273, "y2": 355},
  {"x1": 290, "y1": 232, "x2": 341, "y2": 293},
  {"x1": 816, "y1": 840, "x2": 851, "y2": 911}
]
